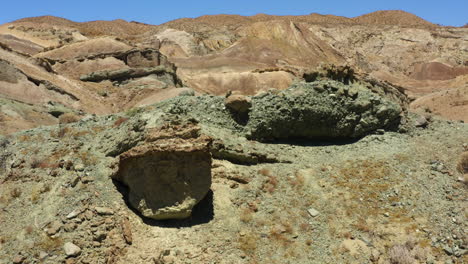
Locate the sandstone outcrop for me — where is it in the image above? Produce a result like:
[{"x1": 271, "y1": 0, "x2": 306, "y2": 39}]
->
[
  {"x1": 79, "y1": 66, "x2": 177, "y2": 83},
  {"x1": 112, "y1": 121, "x2": 212, "y2": 220}
]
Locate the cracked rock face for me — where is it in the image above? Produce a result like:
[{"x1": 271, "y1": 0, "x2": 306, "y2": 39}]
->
[
  {"x1": 112, "y1": 123, "x2": 212, "y2": 220},
  {"x1": 244, "y1": 80, "x2": 403, "y2": 141}
]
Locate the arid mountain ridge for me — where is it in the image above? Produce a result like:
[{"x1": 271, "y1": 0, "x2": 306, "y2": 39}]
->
[
  {"x1": 0, "y1": 10, "x2": 467, "y2": 134},
  {"x1": 1, "y1": 10, "x2": 468, "y2": 264}
]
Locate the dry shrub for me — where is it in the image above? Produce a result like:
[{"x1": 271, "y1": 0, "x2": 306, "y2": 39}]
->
[
  {"x1": 388, "y1": 244, "x2": 415, "y2": 264},
  {"x1": 289, "y1": 171, "x2": 305, "y2": 189},
  {"x1": 31, "y1": 158, "x2": 59, "y2": 169},
  {"x1": 58, "y1": 113, "x2": 81, "y2": 124},
  {"x1": 30, "y1": 189, "x2": 40, "y2": 203},
  {"x1": 240, "y1": 208, "x2": 254, "y2": 223},
  {"x1": 457, "y1": 152, "x2": 468, "y2": 174},
  {"x1": 353, "y1": 218, "x2": 372, "y2": 233},
  {"x1": 17, "y1": 135, "x2": 31, "y2": 142},
  {"x1": 262, "y1": 176, "x2": 278, "y2": 193},
  {"x1": 269, "y1": 224, "x2": 293, "y2": 247},
  {"x1": 36, "y1": 234, "x2": 62, "y2": 251},
  {"x1": 57, "y1": 126, "x2": 72, "y2": 138},
  {"x1": 300, "y1": 222, "x2": 311, "y2": 232},
  {"x1": 239, "y1": 233, "x2": 257, "y2": 255},
  {"x1": 258, "y1": 168, "x2": 271, "y2": 176},
  {"x1": 10, "y1": 187, "x2": 21, "y2": 198},
  {"x1": 78, "y1": 151, "x2": 97, "y2": 166},
  {"x1": 30, "y1": 185, "x2": 50, "y2": 203},
  {"x1": 113, "y1": 117, "x2": 129, "y2": 127},
  {"x1": 25, "y1": 225, "x2": 34, "y2": 234},
  {"x1": 70, "y1": 130, "x2": 91, "y2": 138},
  {"x1": 387, "y1": 239, "x2": 430, "y2": 264}
]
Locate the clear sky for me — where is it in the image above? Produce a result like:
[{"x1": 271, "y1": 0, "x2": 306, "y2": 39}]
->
[{"x1": 1, "y1": 0, "x2": 467, "y2": 27}]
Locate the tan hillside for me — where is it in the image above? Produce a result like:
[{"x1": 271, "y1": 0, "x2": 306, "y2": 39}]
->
[
  {"x1": 0, "y1": 9, "x2": 467, "y2": 264},
  {"x1": 353, "y1": 10, "x2": 437, "y2": 27}
]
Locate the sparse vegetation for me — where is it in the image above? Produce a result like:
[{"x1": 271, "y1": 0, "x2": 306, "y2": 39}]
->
[
  {"x1": 457, "y1": 152, "x2": 468, "y2": 174},
  {"x1": 288, "y1": 171, "x2": 305, "y2": 189},
  {"x1": 261, "y1": 175, "x2": 278, "y2": 193},
  {"x1": 125, "y1": 107, "x2": 143, "y2": 117},
  {"x1": 58, "y1": 126, "x2": 72, "y2": 138},
  {"x1": 388, "y1": 244, "x2": 415, "y2": 264},
  {"x1": 113, "y1": 117, "x2": 129, "y2": 127},
  {"x1": 30, "y1": 184, "x2": 50, "y2": 203},
  {"x1": 24, "y1": 225, "x2": 34, "y2": 235},
  {"x1": 10, "y1": 187, "x2": 21, "y2": 198},
  {"x1": 58, "y1": 113, "x2": 81, "y2": 124},
  {"x1": 239, "y1": 207, "x2": 254, "y2": 223},
  {"x1": 78, "y1": 151, "x2": 97, "y2": 166},
  {"x1": 238, "y1": 233, "x2": 257, "y2": 255},
  {"x1": 35, "y1": 234, "x2": 62, "y2": 252}
]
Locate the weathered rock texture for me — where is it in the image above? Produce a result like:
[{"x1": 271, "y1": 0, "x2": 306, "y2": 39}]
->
[
  {"x1": 245, "y1": 80, "x2": 402, "y2": 141},
  {"x1": 112, "y1": 121, "x2": 212, "y2": 220}
]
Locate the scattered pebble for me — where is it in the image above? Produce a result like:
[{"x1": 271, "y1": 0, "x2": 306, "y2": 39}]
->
[
  {"x1": 66, "y1": 209, "x2": 81, "y2": 219},
  {"x1": 95, "y1": 207, "x2": 113, "y2": 215},
  {"x1": 307, "y1": 208, "x2": 320, "y2": 217},
  {"x1": 63, "y1": 242, "x2": 81, "y2": 257}
]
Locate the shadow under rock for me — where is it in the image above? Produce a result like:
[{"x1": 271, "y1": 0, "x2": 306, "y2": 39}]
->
[{"x1": 113, "y1": 180, "x2": 214, "y2": 228}]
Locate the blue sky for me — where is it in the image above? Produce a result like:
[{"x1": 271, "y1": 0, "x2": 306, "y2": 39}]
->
[{"x1": 1, "y1": 0, "x2": 467, "y2": 26}]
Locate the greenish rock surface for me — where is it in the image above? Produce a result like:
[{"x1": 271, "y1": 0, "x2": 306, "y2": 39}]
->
[{"x1": 244, "y1": 80, "x2": 402, "y2": 141}]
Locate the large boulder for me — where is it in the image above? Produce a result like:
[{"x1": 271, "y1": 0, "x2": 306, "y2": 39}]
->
[
  {"x1": 112, "y1": 121, "x2": 212, "y2": 220},
  {"x1": 244, "y1": 79, "x2": 403, "y2": 141}
]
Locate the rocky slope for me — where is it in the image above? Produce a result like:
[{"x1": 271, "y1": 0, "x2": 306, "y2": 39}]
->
[{"x1": 0, "y1": 75, "x2": 467, "y2": 263}]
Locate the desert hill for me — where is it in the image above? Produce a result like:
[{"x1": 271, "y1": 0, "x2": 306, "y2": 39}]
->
[
  {"x1": 0, "y1": 10, "x2": 467, "y2": 264},
  {"x1": 0, "y1": 11, "x2": 466, "y2": 135}
]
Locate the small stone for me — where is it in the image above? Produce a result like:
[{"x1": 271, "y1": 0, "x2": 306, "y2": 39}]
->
[
  {"x1": 121, "y1": 218, "x2": 133, "y2": 245},
  {"x1": 384, "y1": 212, "x2": 390, "y2": 217},
  {"x1": 65, "y1": 259, "x2": 76, "y2": 264},
  {"x1": 81, "y1": 177, "x2": 93, "y2": 183},
  {"x1": 95, "y1": 207, "x2": 113, "y2": 215},
  {"x1": 92, "y1": 241, "x2": 101, "y2": 247},
  {"x1": 84, "y1": 210, "x2": 94, "y2": 221},
  {"x1": 70, "y1": 176, "x2": 80, "y2": 187},
  {"x1": 46, "y1": 221, "x2": 62, "y2": 236},
  {"x1": 443, "y1": 245, "x2": 453, "y2": 255},
  {"x1": 66, "y1": 209, "x2": 81, "y2": 219},
  {"x1": 12, "y1": 255, "x2": 25, "y2": 264},
  {"x1": 63, "y1": 242, "x2": 81, "y2": 257},
  {"x1": 39, "y1": 251, "x2": 48, "y2": 260},
  {"x1": 307, "y1": 208, "x2": 320, "y2": 217},
  {"x1": 90, "y1": 220, "x2": 103, "y2": 227},
  {"x1": 370, "y1": 249, "x2": 380, "y2": 262},
  {"x1": 414, "y1": 116, "x2": 428, "y2": 128},
  {"x1": 74, "y1": 164, "x2": 85, "y2": 172},
  {"x1": 104, "y1": 218, "x2": 113, "y2": 226},
  {"x1": 63, "y1": 223, "x2": 77, "y2": 232},
  {"x1": 93, "y1": 231, "x2": 107, "y2": 242}
]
